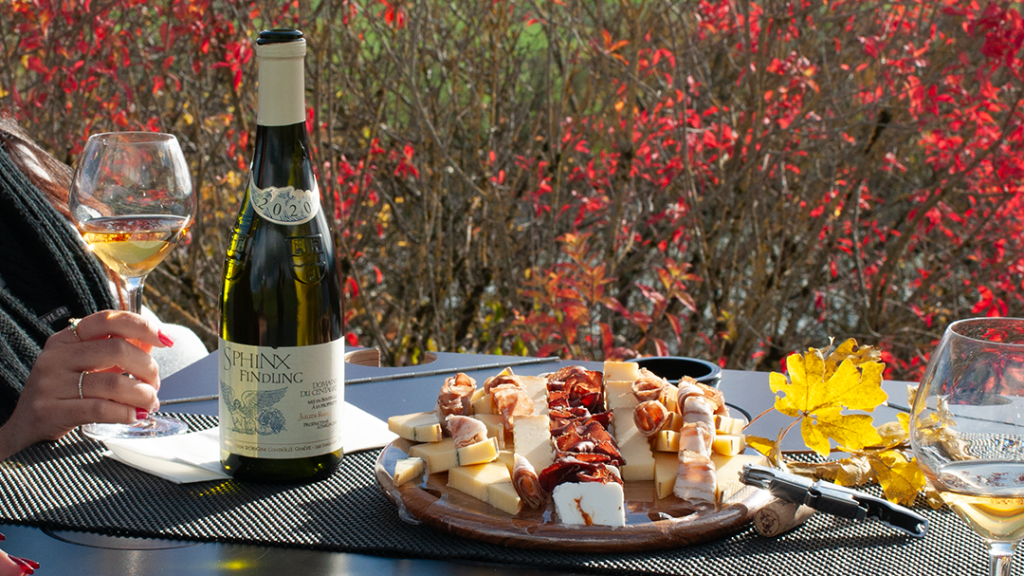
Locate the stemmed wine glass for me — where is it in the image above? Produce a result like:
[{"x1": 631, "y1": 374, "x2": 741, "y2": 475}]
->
[
  {"x1": 911, "y1": 317, "x2": 1024, "y2": 576},
  {"x1": 69, "y1": 132, "x2": 196, "y2": 439}
]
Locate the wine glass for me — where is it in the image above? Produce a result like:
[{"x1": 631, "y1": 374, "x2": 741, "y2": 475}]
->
[
  {"x1": 69, "y1": 132, "x2": 196, "y2": 439},
  {"x1": 911, "y1": 317, "x2": 1024, "y2": 576}
]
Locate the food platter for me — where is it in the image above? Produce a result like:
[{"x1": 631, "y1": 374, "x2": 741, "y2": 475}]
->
[{"x1": 374, "y1": 436, "x2": 773, "y2": 553}]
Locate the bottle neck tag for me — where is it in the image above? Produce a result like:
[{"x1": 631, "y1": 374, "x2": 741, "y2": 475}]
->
[
  {"x1": 256, "y1": 40, "x2": 306, "y2": 127},
  {"x1": 249, "y1": 174, "x2": 320, "y2": 225}
]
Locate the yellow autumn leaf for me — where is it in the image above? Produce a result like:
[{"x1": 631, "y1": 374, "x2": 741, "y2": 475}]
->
[
  {"x1": 801, "y1": 407, "x2": 882, "y2": 456},
  {"x1": 869, "y1": 449, "x2": 926, "y2": 506},
  {"x1": 745, "y1": 434, "x2": 779, "y2": 462},
  {"x1": 823, "y1": 338, "x2": 882, "y2": 377}
]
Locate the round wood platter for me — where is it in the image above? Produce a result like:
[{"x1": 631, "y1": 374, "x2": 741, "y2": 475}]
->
[{"x1": 374, "y1": 440, "x2": 773, "y2": 552}]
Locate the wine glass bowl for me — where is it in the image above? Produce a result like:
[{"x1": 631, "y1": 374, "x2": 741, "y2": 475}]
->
[
  {"x1": 69, "y1": 132, "x2": 195, "y2": 439},
  {"x1": 911, "y1": 318, "x2": 1024, "y2": 576}
]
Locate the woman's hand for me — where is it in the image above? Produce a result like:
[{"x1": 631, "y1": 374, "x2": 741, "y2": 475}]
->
[{"x1": 0, "y1": 310, "x2": 174, "y2": 459}]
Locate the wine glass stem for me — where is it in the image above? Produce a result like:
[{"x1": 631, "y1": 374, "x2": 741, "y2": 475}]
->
[
  {"x1": 124, "y1": 275, "x2": 146, "y2": 314},
  {"x1": 988, "y1": 541, "x2": 1016, "y2": 576}
]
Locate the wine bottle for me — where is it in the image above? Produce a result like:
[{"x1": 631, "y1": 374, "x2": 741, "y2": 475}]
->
[{"x1": 219, "y1": 29, "x2": 344, "y2": 483}]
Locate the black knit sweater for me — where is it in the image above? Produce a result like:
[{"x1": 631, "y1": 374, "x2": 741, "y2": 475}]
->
[{"x1": 0, "y1": 143, "x2": 117, "y2": 422}]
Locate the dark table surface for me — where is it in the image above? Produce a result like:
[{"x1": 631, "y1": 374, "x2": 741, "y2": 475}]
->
[{"x1": 0, "y1": 352, "x2": 917, "y2": 575}]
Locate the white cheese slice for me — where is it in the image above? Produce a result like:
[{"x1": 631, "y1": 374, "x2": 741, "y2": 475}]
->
[
  {"x1": 456, "y1": 437, "x2": 500, "y2": 466},
  {"x1": 611, "y1": 407, "x2": 654, "y2": 481},
  {"x1": 408, "y1": 438, "x2": 457, "y2": 474},
  {"x1": 448, "y1": 461, "x2": 521, "y2": 516},
  {"x1": 552, "y1": 481, "x2": 626, "y2": 527},
  {"x1": 712, "y1": 453, "x2": 766, "y2": 502},
  {"x1": 512, "y1": 414, "x2": 553, "y2": 472},
  {"x1": 387, "y1": 411, "x2": 443, "y2": 443},
  {"x1": 472, "y1": 413, "x2": 507, "y2": 448},
  {"x1": 605, "y1": 380, "x2": 639, "y2": 410},
  {"x1": 520, "y1": 376, "x2": 549, "y2": 416}
]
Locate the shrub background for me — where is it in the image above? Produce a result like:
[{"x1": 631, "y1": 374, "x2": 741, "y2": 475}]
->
[{"x1": 3, "y1": 0, "x2": 1023, "y2": 379}]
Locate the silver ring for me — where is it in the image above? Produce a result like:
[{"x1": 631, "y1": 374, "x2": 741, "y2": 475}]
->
[
  {"x1": 78, "y1": 371, "x2": 88, "y2": 400},
  {"x1": 68, "y1": 318, "x2": 83, "y2": 342}
]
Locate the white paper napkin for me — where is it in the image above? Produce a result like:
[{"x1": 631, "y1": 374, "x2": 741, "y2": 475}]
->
[{"x1": 102, "y1": 401, "x2": 398, "y2": 483}]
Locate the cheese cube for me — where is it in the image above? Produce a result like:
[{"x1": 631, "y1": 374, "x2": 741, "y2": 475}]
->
[
  {"x1": 612, "y1": 407, "x2": 654, "y2": 481},
  {"x1": 711, "y1": 433, "x2": 745, "y2": 456},
  {"x1": 552, "y1": 481, "x2": 626, "y2": 527},
  {"x1": 393, "y1": 457, "x2": 425, "y2": 485},
  {"x1": 456, "y1": 437, "x2": 500, "y2": 466},
  {"x1": 663, "y1": 384, "x2": 679, "y2": 413},
  {"x1": 409, "y1": 438, "x2": 458, "y2": 473},
  {"x1": 712, "y1": 453, "x2": 766, "y2": 502},
  {"x1": 448, "y1": 461, "x2": 511, "y2": 501},
  {"x1": 606, "y1": 380, "x2": 639, "y2": 410},
  {"x1": 495, "y1": 449, "x2": 516, "y2": 474},
  {"x1": 654, "y1": 452, "x2": 677, "y2": 499},
  {"x1": 715, "y1": 414, "x2": 746, "y2": 435},
  {"x1": 471, "y1": 393, "x2": 494, "y2": 415},
  {"x1": 387, "y1": 411, "x2": 443, "y2": 443},
  {"x1": 512, "y1": 414, "x2": 553, "y2": 472},
  {"x1": 653, "y1": 430, "x2": 680, "y2": 452},
  {"x1": 487, "y1": 481, "x2": 522, "y2": 515},
  {"x1": 472, "y1": 413, "x2": 507, "y2": 448},
  {"x1": 603, "y1": 361, "x2": 641, "y2": 382},
  {"x1": 664, "y1": 411, "x2": 683, "y2": 432}
]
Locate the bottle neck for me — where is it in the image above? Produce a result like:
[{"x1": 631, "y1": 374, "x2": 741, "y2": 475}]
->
[{"x1": 256, "y1": 41, "x2": 306, "y2": 127}]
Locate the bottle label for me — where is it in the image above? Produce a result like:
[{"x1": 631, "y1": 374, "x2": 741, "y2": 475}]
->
[
  {"x1": 218, "y1": 338, "x2": 345, "y2": 459},
  {"x1": 249, "y1": 174, "x2": 320, "y2": 225}
]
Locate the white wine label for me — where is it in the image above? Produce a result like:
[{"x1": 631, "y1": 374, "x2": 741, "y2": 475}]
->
[
  {"x1": 249, "y1": 174, "x2": 320, "y2": 225},
  {"x1": 218, "y1": 338, "x2": 345, "y2": 459}
]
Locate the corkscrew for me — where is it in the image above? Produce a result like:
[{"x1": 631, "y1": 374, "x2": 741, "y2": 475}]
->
[{"x1": 740, "y1": 464, "x2": 929, "y2": 538}]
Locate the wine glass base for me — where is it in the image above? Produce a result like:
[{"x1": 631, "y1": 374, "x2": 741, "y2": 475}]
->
[{"x1": 81, "y1": 416, "x2": 189, "y2": 440}]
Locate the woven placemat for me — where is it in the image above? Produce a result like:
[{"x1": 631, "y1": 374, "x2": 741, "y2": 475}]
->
[{"x1": 0, "y1": 413, "x2": 1013, "y2": 575}]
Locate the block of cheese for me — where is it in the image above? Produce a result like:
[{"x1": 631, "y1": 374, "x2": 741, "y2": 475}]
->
[
  {"x1": 520, "y1": 376, "x2": 549, "y2": 416},
  {"x1": 512, "y1": 414, "x2": 553, "y2": 472},
  {"x1": 448, "y1": 461, "x2": 512, "y2": 501},
  {"x1": 471, "y1": 392, "x2": 494, "y2": 415},
  {"x1": 393, "y1": 457, "x2": 425, "y2": 485},
  {"x1": 663, "y1": 384, "x2": 679, "y2": 413},
  {"x1": 654, "y1": 452, "x2": 677, "y2": 499},
  {"x1": 713, "y1": 453, "x2": 766, "y2": 502},
  {"x1": 552, "y1": 481, "x2": 626, "y2": 527},
  {"x1": 495, "y1": 449, "x2": 516, "y2": 474},
  {"x1": 664, "y1": 411, "x2": 683, "y2": 432},
  {"x1": 603, "y1": 361, "x2": 641, "y2": 382},
  {"x1": 472, "y1": 413, "x2": 506, "y2": 448},
  {"x1": 487, "y1": 480, "x2": 522, "y2": 515},
  {"x1": 387, "y1": 411, "x2": 443, "y2": 443},
  {"x1": 711, "y1": 433, "x2": 745, "y2": 457},
  {"x1": 653, "y1": 430, "x2": 680, "y2": 452},
  {"x1": 409, "y1": 438, "x2": 457, "y2": 473},
  {"x1": 456, "y1": 437, "x2": 500, "y2": 466},
  {"x1": 611, "y1": 407, "x2": 654, "y2": 481},
  {"x1": 408, "y1": 437, "x2": 498, "y2": 473},
  {"x1": 715, "y1": 414, "x2": 746, "y2": 435}
]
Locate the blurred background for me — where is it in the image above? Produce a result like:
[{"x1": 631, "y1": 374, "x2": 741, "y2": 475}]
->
[{"x1": 3, "y1": 0, "x2": 1023, "y2": 380}]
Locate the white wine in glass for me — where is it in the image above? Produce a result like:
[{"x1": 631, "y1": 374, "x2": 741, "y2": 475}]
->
[
  {"x1": 911, "y1": 317, "x2": 1024, "y2": 576},
  {"x1": 69, "y1": 132, "x2": 196, "y2": 439}
]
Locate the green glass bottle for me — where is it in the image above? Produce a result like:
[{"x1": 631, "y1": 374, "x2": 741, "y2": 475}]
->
[{"x1": 219, "y1": 29, "x2": 344, "y2": 483}]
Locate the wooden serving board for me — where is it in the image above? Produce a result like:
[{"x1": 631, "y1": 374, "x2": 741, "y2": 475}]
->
[{"x1": 374, "y1": 440, "x2": 773, "y2": 552}]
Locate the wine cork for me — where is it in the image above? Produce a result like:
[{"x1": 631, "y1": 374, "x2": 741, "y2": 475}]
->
[{"x1": 753, "y1": 499, "x2": 815, "y2": 537}]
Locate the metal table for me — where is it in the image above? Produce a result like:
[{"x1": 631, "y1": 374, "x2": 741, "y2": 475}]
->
[{"x1": 0, "y1": 352, "x2": 915, "y2": 575}]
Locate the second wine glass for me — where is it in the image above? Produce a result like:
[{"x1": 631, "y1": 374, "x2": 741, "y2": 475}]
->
[
  {"x1": 911, "y1": 317, "x2": 1024, "y2": 576},
  {"x1": 70, "y1": 132, "x2": 196, "y2": 439}
]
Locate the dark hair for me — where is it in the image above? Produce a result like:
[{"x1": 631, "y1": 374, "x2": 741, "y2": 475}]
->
[{"x1": 0, "y1": 115, "x2": 74, "y2": 218}]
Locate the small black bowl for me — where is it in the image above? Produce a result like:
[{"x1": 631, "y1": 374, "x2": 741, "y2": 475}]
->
[{"x1": 628, "y1": 356, "x2": 723, "y2": 388}]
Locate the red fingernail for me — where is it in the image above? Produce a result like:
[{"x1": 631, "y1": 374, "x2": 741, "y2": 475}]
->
[
  {"x1": 136, "y1": 408, "x2": 148, "y2": 421},
  {"x1": 158, "y1": 330, "x2": 175, "y2": 347},
  {"x1": 11, "y1": 557, "x2": 39, "y2": 570}
]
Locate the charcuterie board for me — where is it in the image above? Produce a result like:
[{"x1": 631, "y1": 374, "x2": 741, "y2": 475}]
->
[{"x1": 374, "y1": 438, "x2": 773, "y2": 552}]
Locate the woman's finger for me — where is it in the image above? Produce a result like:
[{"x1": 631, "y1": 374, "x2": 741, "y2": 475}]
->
[
  {"x1": 61, "y1": 338, "x2": 161, "y2": 389},
  {"x1": 78, "y1": 372, "x2": 159, "y2": 411},
  {"x1": 50, "y1": 310, "x2": 174, "y2": 349},
  {"x1": 72, "y1": 398, "x2": 149, "y2": 427}
]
